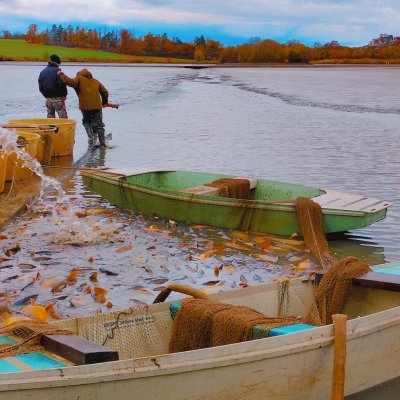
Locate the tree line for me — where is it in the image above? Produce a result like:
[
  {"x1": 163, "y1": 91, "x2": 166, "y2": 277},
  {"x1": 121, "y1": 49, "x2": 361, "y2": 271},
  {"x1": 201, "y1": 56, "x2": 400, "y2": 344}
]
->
[{"x1": 2, "y1": 25, "x2": 400, "y2": 63}]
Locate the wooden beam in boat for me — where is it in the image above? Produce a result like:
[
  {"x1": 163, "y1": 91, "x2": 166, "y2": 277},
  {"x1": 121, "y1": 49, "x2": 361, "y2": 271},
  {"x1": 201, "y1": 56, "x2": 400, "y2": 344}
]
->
[
  {"x1": 352, "y1": 271, "x2": 400, "y2": 292},
  {"x1": 41, "y1": 335, "x2": 119, "y2": 365},
  {"x1": 316, "y1": 270, "x2": 400, "y2": 292}
]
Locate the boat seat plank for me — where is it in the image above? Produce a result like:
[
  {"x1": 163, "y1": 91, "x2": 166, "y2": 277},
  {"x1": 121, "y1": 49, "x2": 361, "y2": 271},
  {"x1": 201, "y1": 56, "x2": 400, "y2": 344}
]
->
[
  {"x1": 14, "y1": 352, "x2": 67, "y2": 370},
  {"x1": 312, "y1": 190, "x2": 391, "y2": 212},
  {"x1": 352, "y1": 271, "x2": 400, "y2": 292},
  {"x1": 182, "y1": 177, "x2": 257, "y2": 196},
  {"x1": 41, "y1": 335, "x2": 119, "y2": 365},
  {"x1": 374, "y1": 264, "x2": 400, "y2": 276},
  {"x1": 181, "y1": 185, "x2": 220, "y2": 196},
  {"x1": 0, "y1": 358, "x2": 21, "y2": 374},
  {"x1": 0, "y1": 352, "x2": 68, "y2": 374},
  {"x1": 316, "y1": 267, "x2": 400, "y2": 292}
]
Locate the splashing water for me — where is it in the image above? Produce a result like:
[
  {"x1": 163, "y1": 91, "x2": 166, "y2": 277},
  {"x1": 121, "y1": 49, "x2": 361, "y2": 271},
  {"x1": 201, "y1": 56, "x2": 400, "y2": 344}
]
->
[{"x1": 0, "y1": 128, "x2": 66, "y2": 213}]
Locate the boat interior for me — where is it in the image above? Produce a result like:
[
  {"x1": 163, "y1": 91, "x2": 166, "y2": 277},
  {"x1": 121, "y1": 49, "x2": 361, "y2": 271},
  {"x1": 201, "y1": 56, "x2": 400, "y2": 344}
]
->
[
  {"x1": 90, "y1": 169, "x2": 391, "y2": 212},
  {"x1": 121, "y1": 171, "x2": 323, "y2": 201}
]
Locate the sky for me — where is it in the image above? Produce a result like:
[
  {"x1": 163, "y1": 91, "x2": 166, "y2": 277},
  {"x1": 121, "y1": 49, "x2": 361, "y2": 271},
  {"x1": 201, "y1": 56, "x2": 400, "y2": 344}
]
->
[{"x1": 0, "y1": 0, "x2": 400, "y2": 46}]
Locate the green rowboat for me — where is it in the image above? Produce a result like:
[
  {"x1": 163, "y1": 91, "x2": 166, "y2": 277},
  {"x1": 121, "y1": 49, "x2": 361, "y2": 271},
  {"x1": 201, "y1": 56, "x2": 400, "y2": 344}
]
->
[{"x1": 80, "y1": 168, "x2": 392, "y2": 236}]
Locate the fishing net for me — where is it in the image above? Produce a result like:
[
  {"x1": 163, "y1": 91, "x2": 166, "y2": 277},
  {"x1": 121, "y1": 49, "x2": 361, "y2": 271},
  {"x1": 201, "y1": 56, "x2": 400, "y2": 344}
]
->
[
  {"x1": 169, "y1": 297, "x2": 303, "y2": 353},
  {"x1": 313, "y1": 256, "x2": 371, "y2": 324},
  {"x1": 294, "y1": 196, "x2": 336, "y2": 268},
  {"x1": 295, "y1": 196, "x2": 371, "y2": 324},
  {"x1": 206, "y1": 178, "x2": 250, "y2": 199},
  {"x1": 0, "y1": 320, "x2": 73, "y2": 358}
]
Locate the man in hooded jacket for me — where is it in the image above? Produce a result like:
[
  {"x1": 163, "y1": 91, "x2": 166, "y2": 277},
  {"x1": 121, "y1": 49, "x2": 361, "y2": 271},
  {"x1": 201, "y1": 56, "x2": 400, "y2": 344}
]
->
[
  {"x1": 38, "y1": 54, "x2": 68, "y2": 118},
  {"x1": 57, "y1": 68, "x2": 109, "y2": 147}
]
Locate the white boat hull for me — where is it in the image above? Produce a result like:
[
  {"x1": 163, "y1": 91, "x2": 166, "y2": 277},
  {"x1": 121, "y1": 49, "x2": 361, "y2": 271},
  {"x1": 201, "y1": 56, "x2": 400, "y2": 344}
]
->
[{"x1": 1, "y1": 271, "x2": 400, "y2": 399}]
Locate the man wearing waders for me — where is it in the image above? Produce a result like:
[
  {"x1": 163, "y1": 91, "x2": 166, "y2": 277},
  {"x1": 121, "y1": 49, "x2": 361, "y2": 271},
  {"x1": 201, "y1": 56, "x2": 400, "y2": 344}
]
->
[
  {"x1": 38, "y1": 54, "x2": 68, "y2": 118},
  {"x1": 57, "y1": 69, "x2": 108, "y2": 147}
]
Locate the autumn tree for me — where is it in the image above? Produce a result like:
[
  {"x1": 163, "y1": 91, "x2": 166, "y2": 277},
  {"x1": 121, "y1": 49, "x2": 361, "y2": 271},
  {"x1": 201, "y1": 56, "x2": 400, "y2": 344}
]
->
[
  {"x1": 254, "y1": 39, "x2": 285, "y2": 62},
  {"x1": 220, "y1": 46, "x2": 238, "y2": 63},
  {"x1": 26, "y1": 24, "x2": 39, "y2": 43},
  {"x1": 101, "y1": 31, "x2": 118, "y2": 50},
  {"x1": 119, "y1": 29, "x2": 131, "y2": 54},
  {"x1": 2, "y1": 31, "x2": 12, "y2": 39},
  {"x1": 237, "y1": 43, "x2": 256, "y2": 62},
  {"x1": 205, "y1": 39, "x2": 222, "y2": 60},
  {"x1": 369, "y1": 34, "x2": 394, "y2": 49},
  {"x1": 194, "y1": 35, "x2": 206, "y2": 47},
  {"x1": 143, "y1": 33, "x2": 157, "y2": 55},
  {"x1": 87, "y1": 29, "x2": 101, "y2": 49}
]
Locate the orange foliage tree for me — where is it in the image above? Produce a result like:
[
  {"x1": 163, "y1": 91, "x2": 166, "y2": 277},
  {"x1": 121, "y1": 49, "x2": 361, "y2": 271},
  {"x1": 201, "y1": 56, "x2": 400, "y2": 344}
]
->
[
  {"x1": 17, "y1": 24, "x2": 400, "y2": 63},
  {"x1": 25, "y1": 24, "x2": 39, "y2": 43}
]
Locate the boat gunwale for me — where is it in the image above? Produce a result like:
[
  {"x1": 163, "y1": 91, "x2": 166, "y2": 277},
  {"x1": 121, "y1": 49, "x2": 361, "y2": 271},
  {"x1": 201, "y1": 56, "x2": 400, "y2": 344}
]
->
[{"x1": 80, "y1": 171, "x2": 370, "y2": 218}]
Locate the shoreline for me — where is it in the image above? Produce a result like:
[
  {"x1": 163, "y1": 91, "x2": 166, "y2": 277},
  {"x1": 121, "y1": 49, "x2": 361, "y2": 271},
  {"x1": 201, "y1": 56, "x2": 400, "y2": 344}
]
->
[{"x1": 1, "y1": 61, "x2": 400, "y2": 68}]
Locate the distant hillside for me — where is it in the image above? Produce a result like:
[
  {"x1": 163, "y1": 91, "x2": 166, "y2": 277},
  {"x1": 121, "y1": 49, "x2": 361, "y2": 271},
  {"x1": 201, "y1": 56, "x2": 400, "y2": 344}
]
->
[{"x1": 0, "y1": 39, "x2": 194, "y2": 63}]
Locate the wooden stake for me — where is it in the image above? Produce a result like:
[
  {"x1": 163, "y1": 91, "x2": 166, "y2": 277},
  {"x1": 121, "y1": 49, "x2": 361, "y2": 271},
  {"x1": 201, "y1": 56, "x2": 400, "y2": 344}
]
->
[{"x1": 331, "y1": 314, "x2": 347, "y2": 400}]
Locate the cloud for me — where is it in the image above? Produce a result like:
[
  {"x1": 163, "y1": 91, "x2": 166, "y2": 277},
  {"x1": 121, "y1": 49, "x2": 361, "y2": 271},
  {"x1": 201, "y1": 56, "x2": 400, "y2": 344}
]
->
[{"x1": 1, "y1": 0, "x2": 400, "y2": 45}]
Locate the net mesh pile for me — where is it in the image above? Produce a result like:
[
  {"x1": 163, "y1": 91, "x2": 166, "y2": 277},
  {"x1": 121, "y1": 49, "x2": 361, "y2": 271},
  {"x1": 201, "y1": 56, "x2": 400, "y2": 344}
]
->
[
  {"x1": 313, "y1": 256, "x2": 371, "y2": 324},
  {"x1": 295, "y1": 196, "x2": 371, "y2": 324},
  {"x1": 294, "y1": 196, "x2": 337, "y2": 269},
  {"x1": 206, "y1": 178, "x2": 250, "y2": 199},
  {"x1": 169, "y1": 297, "x2": 301, "y2": 353}
]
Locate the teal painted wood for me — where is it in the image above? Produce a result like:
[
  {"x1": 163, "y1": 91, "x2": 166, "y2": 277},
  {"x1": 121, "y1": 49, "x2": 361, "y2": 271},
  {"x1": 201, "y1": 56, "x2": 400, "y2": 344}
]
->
[
  {"x1": 81, "y1": 170, "x2": 389, "y2": 236},
  {"x1": 374, "y1": 265, "x2": 400, "y2": 275},
  {"x1": 170, "y1": 302, "x2": 180, "y2": 319},
  {"x1": 252, "y1": 324, "x2": 315, "y2": 339},
  {"x1": 268, "y1": 323, "x2": 315, "y2": 337},
  {"x1": 0, "y1": 336, "x2": 16, "y2": 345},
  {"x1": 0, "y1": 359, "x2": 21, "y2": 374},
  {"x1": 14, "y1": 352, "x2": 67, "y2": 370}
]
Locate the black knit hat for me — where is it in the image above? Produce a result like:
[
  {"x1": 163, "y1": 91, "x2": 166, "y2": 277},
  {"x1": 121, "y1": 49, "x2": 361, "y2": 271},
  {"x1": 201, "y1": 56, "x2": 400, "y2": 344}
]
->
[{"x1": 49, "y1": 54, "x2": 61, "y2": 65}]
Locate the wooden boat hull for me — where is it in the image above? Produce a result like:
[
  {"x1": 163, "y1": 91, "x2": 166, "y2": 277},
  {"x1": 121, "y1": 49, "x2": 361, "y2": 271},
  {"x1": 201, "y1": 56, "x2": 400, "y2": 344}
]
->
[
  {"x1": 81, "y1": 169, "x2": 391, "y2": 235},
  {"x1": 1, "y1": 263, "x2": 400, "y2": 399}
]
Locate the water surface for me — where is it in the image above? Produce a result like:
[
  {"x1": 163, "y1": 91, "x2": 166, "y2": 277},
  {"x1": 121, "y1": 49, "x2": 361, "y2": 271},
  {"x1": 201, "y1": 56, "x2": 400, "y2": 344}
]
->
[{"x1": 1, "y1": 63, "x2": 398, "y2": 261}]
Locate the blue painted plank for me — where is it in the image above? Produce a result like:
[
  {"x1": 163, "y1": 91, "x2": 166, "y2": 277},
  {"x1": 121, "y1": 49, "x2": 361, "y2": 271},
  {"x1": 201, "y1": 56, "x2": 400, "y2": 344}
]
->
[
  {"x1": 0, "y1": 335, "x2": 16, "y2": 344},
  {"x1": 14, "y1": 352, "x2": 67, "y2": 370},
  {"x1": 170, "y1": 302, "x2": 181, "y2": 319},
  {"x1": 269, "y1": 323, "x2": 315, "y2": 337},
  {"x1": 375, "y1": 265, "x2": 400, "y2": 276},
  {"x1": 0, "y1": 359, "x2": 21, "y2": 374}
]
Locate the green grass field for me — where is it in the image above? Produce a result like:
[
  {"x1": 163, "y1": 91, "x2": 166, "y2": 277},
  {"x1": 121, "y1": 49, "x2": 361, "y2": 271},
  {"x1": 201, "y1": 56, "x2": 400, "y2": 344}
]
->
[{"x1": 0, "y1": 39, "x2": 194, "y2": 63}]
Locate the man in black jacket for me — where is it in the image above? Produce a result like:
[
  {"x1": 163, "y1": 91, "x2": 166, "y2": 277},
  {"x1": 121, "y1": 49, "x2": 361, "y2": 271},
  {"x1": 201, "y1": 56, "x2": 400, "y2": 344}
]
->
[{"x1": 38, "y1": 54, "x2": 68, "y2": 118}]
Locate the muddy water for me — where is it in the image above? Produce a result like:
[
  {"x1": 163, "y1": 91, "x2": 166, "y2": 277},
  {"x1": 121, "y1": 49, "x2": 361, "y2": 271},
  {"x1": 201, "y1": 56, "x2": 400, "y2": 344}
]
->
[{"x1": 0, "y1": 63, "x2": 399, "y2": 397}]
